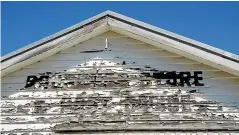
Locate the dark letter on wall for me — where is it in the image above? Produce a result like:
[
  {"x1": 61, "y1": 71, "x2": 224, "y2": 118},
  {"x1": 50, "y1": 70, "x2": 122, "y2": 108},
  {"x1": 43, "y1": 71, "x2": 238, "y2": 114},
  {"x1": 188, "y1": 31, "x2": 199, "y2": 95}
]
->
[
  {"x1": 165, "y1": 71, "x2": 177, "y2": 86},
  {"x1": 25, "y1": 75, "x2": 49, "y2": 88},
  {"x1": 193, "y1": 71, "x2": 204, "y2": 86},
  {"x1": 25, "y1": 76, "x2": 38, "y2": 88},
  {"x1": 179, "y1": 72, "x2": 192, "y2": 87}
]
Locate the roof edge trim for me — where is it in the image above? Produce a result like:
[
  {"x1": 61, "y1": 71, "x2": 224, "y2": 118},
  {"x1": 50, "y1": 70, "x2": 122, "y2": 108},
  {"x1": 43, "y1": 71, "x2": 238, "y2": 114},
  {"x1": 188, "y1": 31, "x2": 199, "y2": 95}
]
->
[
  {"x1": 1, "y1": 11, "x2": 112, "y2": 63},
  {"x1": 106, "y1": 11, "x2": 239, "y2": 63},
  {"x1": 1, "y1": 10, "x2": 238, "y2": 65}
]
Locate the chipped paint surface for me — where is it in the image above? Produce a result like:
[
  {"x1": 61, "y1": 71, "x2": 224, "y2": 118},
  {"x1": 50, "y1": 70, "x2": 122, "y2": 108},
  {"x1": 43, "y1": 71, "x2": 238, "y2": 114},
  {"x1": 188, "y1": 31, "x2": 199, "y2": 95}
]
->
[{"x1": 1, "y1": 32, "x2": 239, "y2": 134}]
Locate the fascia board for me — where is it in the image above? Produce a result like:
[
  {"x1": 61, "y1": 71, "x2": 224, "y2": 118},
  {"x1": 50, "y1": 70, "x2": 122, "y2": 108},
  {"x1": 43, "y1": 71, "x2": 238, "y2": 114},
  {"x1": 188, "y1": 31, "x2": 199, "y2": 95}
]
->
[
  {"x1": 1, "y1": 10, "x2": 239, "y2": 77},
  {"x1": 1, "y1": 11, "x2": 111, "y2": 63},
  {"x1": 1, "y1": 19, "x2": 109, "y2": 77},
  {"x1": 106, "y1": 11, "x2": 239, "y2": 63},
  {"x1": 108, "y1": 17, "x2": 239, "y2": 76}
]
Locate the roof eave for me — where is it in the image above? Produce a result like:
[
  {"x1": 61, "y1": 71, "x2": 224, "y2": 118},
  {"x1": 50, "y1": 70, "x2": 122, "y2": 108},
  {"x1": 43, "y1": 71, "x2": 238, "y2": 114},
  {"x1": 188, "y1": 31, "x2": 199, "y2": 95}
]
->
[
  {"x1": 1, "y1": 10, "x2": 239, "y2": 77},
  {"x1": 1, "y1": 10, "x2": 112, "y2": 62},
  {"x1": 106, "y1": 11, "x2": 239, "y2": 63},
  {"x1": 108, "y1": 17, "x2": 239, "y2": 76}
]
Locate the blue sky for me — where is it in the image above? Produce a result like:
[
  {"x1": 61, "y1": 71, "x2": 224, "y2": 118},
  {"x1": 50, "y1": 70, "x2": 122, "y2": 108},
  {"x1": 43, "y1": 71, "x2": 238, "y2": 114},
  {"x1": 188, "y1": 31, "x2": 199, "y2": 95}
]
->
[{"x1": 1, "y1": 2, "x2": 239, "y2": 56}]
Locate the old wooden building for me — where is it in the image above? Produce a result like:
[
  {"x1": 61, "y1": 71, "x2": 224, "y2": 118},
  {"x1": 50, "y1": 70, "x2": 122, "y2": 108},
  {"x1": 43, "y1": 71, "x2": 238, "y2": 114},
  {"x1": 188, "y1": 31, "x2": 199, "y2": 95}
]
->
[{"x1": 1, "y1": 11, "x2": 239, "y2": 135}]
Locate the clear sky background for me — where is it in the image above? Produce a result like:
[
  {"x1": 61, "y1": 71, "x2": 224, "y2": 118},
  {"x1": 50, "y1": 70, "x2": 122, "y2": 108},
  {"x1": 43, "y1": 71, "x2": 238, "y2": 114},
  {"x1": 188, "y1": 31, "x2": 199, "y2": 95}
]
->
[{"x1": 1, "y1": 2, "x2": 239, "y2": 56}]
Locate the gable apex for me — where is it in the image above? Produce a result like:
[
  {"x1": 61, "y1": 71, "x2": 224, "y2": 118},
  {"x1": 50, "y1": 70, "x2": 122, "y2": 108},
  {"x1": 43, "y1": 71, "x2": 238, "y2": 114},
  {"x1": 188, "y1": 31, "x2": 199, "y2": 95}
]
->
[{"x1": 1, "y1": 10, "x2": 239, "y2": 77}]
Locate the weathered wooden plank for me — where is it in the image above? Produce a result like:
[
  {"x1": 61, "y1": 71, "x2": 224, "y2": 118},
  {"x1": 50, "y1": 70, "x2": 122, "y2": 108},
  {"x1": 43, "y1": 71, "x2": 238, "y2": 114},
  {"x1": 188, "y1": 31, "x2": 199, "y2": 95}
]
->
[{"x1": 2, "y1": 31, "x2": 239, "y2": 134}]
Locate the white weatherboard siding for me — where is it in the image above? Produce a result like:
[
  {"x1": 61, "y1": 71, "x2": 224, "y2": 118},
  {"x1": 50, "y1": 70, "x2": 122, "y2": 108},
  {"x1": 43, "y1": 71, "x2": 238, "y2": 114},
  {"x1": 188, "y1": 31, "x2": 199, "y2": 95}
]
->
[
  {"x1": 1, "y1": 32, "x2": 239, "y2": 134},
  {"x1": 2, "y1": 32, "x2": 239, "y2": 99}
]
